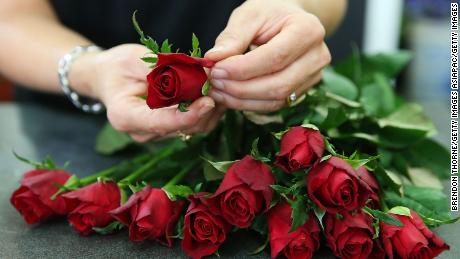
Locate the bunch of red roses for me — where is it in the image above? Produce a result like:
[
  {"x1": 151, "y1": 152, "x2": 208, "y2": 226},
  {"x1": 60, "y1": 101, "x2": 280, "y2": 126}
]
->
[
  {"x1": 9, "y1": 12, "x2": 457, "y2": 259},
  {"x1": 10, "y1": 126, "x2": 450, "y2": 259}
]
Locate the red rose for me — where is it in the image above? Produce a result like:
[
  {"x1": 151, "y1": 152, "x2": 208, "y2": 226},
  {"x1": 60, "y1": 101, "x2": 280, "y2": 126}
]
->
[
  {"x1": 10, "y1": 169, "x2": 71, "y2": 224},
  {"x1": 275, "y1": 126, "x2": 324, "y2": 173},
  {"x1": 306, "y1": 157, "x2": 372, "y2": 213},
  {"x1": 110, "y1": 186, "x2": 183, "y2": 246},
  {"x1": 356, "y1": 166, "x2": 380, "y2": 208},
  {"x1": 381, "y1": 210, "x2": 449, "y2": 259},
  {"x1": 324, "y1": 211, "x2": 377, "y2": 259},
  {"x1": 62, "y1": 181, "x2": 120, "y2": 235},
  {"x1": 208, "y1": 155, "x2": 275, "y2": 228},
  {"x1": 146, "y1": 53, "x2": 214, "y2": 109},
  {"x1": 182, "y1": 193, "x2": 231, "y2": 259},
  {"x1": 268, "y1": 201, "x2": 320, "y2": 259}
]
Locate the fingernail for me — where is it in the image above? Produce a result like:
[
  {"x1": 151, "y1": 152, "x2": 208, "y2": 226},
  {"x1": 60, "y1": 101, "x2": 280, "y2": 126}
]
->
[
  {"x1": 198, "y1": 104, "x2": 214, "y2": 117},
  {"x1": 207, "y1": 46, "x2": 225, "y2": 54},
  {"x1": 210, "y1": 91, "x2": 224, "y2": 102},
  {"x1": 211, "y1": 80, "x2": 224, "y2": 90},
  {"x1": 211, "y1": 68, "x2": 228, "y2": 79}
]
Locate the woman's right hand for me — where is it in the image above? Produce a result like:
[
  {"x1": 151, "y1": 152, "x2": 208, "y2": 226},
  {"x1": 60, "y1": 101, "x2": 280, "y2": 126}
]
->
[{"x1": 70, "y1": 44, "x2": 225, "y2": 142}]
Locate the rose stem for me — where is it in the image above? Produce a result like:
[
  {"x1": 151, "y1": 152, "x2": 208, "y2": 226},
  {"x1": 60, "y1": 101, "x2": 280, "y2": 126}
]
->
[
  {"x1": 79, "y1": 152, "x2": 153, "y2": 186},
  {"x1": 119, "y1": 144, "x2": 178, "y2": 185},
  {"x1": 163, "y1": 159, "x2": 200, "y2": 188}
]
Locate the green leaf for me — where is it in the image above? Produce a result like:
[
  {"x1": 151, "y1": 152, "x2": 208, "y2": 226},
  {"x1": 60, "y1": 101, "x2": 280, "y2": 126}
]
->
[
  {"x1": 248, "y1": 235, "x2": 269, "y2": 255},
  {"x1": 93, "y1": 221, "x2": 123, "y2": 235},
  {"x1": 141, "y1": 56, "x2": 158, "y2": 64},
  {"x1": 419, "y1": 215, "x2": 460, "y2": 226},
  {"x1": 320, "y1": 107, "x2": 347, "y2": 130},
  {"x1": 132, "y1": 11, "x2": 159, "y2": 53},
  {"x1": 251, "y1": 215, "x2": 268, "y2": 236},
  {"x1": 95, "y1": 123, "x2": 133, "y2": 155},
  {"x1": 273, "y1": 128, "x2": 289, "y2": 140},
  {"x1": 201, "y1": 81, "x2": 211, "y2": 96},
  {"x1": 270, "y1": 185, "x2": 291, "y2": 195},
  {"x1": 377, "y1": 103, "x2": 436, "y2": 148},
  {"x1": 163, "y1": 185, "x2": 194, "y2": 201},
  {"x1": 289, "y1": 199, "x2": 309, "y2": 232},
  {"x1": 203, "y1": 158, "x2": 236, "y2": 173},
  {"x1": 373, "y1": 165, "x2": 401, "y2": 194},
  {"x1": 169, "y1": 216, "x2": 185, "y2": 239},
  {"x1": 405, "y1": 139, "x2": 450, "y2": 179},
  {"x1": 360, "y1": 73, "x2": 396, "y2": 117},
  {"x1": 324, "y1": 138, "x2": 337, "y2": 156},
  {"x1": 362, "y1": 207, "x2": 403, "y2": 227},
  {"x1": 178, "y1": 102, "x2": 190, "y2": 112},
  {"x1": 324, "y1": 91, "x2": 361, "y2": 108},
  {"x1": 388, "y1": 206, "x2": 412, "y2": 217},
  {"x1": 322, "y1": 68, "x2": 359, "y2": 100},
  {"x1": 313, "y1": 206, "x2": 326, "y2": 230},
  {"x1": 51, "y1": 174, "x2": 80, "y2": 200},
  {"x1": 384, "y1": 188, "x2": 455, "y2": 227},
  {"x1": 194, "y1": 182, "x2": 203, "y2": 193},
  {"x1": 160, "y1": 39, "x2": 172, "y2": 53},
  {"x1": 378, "y1": 103, "x2": 435, "y2": 132},
  {"x1": 250, "y1": 138, "x2": 271, "y2": 163},
  {"x1": 344, "y1": 155, "x2": 380, "y2": 170},
  {"x1": 363, "y1": 51, "x2": 413, "y2": 79},
  {"x1": 190, "y1": 33, "x2": 202, "y2": 57},
  {"x1": 13, "y1": 151, "x2": 58, "y2": 170},
  {"x1": 406, "y1": 168, "x2": 443, "y2": 189}
]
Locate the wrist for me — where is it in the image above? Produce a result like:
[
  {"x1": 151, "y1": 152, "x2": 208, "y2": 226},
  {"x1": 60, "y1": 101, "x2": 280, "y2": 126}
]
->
[{"x1": 68, "y1": 50, "x2": 101, "y2": 99}]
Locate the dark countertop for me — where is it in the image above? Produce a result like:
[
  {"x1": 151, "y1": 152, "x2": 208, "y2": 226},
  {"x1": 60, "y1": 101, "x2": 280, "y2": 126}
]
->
[{"x1": 0, "y1": 103, "x2": 458, "y2": 259}]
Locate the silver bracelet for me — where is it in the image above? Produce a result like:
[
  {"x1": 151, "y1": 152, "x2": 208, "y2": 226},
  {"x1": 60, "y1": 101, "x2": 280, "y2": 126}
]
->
[{"x1": 58, "y1": 45, "x2": 104, "y2": 114}]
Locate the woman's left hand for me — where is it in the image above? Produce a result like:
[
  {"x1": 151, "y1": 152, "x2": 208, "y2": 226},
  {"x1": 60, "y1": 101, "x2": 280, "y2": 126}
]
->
[{"x1": 205, "y1": 0, "x2": 331, "y2": 112}]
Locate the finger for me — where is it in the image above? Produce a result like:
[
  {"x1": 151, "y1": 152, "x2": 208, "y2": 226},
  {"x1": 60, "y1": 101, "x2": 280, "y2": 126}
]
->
[
  {"x1": 204, "y1": 105, "x2": 226, "y2": 132},
  {"x1": 123, "y1": 44, "x2": 153, "y2": 80},
  {"x1": 210, "y1": 14, "x2": 326, "y2": 81},
  {"x1": 107, "y1": 94, "x2": 215, "y2": 138},
  {"x1": 130, "y1": 133, "x2": 156, "y2": 143},
  {"x1": 209, "y1": 89, "x2": 284, "y2": 113},
  {"x1": 210, "y1": 42, "x2": 330, "y2": 100},
  {"x1": 204, "y1": 6, "x2": 263, "y2": 62},
  {"x1": 292, "y1": 70, "x2": 323, "y2": 97}
]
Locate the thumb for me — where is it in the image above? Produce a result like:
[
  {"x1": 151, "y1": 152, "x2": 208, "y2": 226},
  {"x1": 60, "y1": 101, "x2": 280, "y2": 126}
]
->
[{"x1": 204, "y1": 10, "x2": 261, "y2": 62}]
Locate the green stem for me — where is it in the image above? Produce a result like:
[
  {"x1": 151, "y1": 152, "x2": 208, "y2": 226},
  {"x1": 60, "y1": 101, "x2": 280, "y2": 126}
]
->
[
  {"x1": 79, "y1": 152, "x2": 153, "y2": 186},
  {"x1": 121, "y1": 144, "x2": 178, "y2": 184},
  {"x1": 163, "y1": 160, "x2": 200, "y2": 188}
]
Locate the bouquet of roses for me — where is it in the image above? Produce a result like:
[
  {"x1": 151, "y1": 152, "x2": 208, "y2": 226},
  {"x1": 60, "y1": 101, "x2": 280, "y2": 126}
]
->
[{"x1": 10, "y1": 12, "x2": 458, "y2": 259}]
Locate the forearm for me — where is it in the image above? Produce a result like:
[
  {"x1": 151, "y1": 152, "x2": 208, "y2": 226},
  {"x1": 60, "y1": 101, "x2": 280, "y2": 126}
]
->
[
  {"x1": 290, "y1": 0, "x2": 347, "y2": 34},
  {"x1": 0, "y1": 1, "x2": 93, "y2": 95}
]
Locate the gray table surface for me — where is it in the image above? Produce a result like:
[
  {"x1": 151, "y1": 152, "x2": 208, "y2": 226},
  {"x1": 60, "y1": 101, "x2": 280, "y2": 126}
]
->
[{"x1": 0, "y1": 103, "x2": 458, "y2": 259}]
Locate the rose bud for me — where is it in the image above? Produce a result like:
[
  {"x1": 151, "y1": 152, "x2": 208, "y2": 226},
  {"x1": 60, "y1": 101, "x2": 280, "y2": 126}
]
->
[
  {"x1": 324, "y1": 211, "x2": 378, "y2": 259},
  {"x1": 268, "y1": 201, "x2": 320, "y2": 259},
  {"x1": 110, "y1": 186, "x2": 183, "y2": 246},
  {"x1": 275, "y1": 126, "x2": 324, "y2": 173},
  {"x1": 356, "y1": 166, "x2": 380, "y2": 208},
  {"x1": 62, "y1": 181, "x2": 120, "y2": 235},
  {"x1": 306, "y1": 156, "x2": 373, "y2": 213},
  {"x1": 208, "y1": 155, "x2": 275, "y2": 228},
  {"x1": 10, "y1": 169, "x2": 71, "y2": 224},
  {"x1": 146, "y1": 53, "x2": 213, "y2": 109},
  {"x1": 182, "y1": 193, "x2": 231, "y2": 259},
  {"x1": 381, "y1": 210, "x2": 449, "y2": 259}
]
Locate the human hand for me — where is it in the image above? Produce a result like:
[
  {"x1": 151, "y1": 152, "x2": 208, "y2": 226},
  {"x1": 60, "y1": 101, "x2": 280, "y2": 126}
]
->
[
  {"x1": 70, "y1": 44, "x2": 225, "y2": 142},
  {"x1": 205, "y1": 0, "x2": 331, "y2": 112}
]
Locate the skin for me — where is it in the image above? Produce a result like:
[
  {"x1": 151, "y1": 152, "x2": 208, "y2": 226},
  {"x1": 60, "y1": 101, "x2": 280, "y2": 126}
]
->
[{"x1": 0, "y1": 0, "x2": 346, "y2": 142}]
